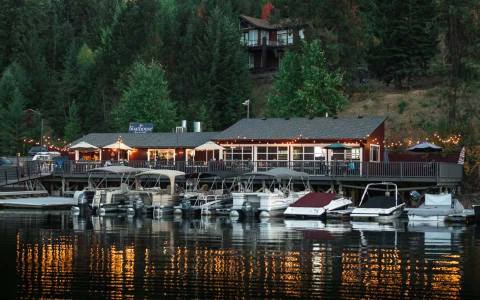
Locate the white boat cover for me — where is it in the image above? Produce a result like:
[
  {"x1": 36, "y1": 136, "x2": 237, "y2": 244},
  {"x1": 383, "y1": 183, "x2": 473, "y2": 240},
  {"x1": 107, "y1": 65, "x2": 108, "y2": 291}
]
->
[{"x1": 425, "y1": 193, "x2": 452, "y2": 206}]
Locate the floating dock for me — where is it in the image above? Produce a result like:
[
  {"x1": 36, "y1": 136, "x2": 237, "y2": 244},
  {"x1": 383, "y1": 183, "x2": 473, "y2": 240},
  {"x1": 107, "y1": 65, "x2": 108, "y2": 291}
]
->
[{"x1": 0, "y1": 197, "x2": 76, "y2": 209}]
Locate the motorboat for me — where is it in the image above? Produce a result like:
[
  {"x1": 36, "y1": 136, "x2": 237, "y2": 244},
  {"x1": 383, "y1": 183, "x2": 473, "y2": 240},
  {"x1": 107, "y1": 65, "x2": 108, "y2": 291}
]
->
[
  {"x1": 176, "y1": 171, "x2": 237, "y2": 216},
  {"x1": 284, "y1": 192, "x2": 352, "y2": 219},
  {"x1": 230, "y1": 168, "x2": 310, "y2": 218},
  {"x1": 130, "y1": 169, "x2": 185, "y2": 217},
  {"x1": 84, "y1": 166, "x2": 147, "y2": 215},
  {"x1": 350, "y1": 182, "x2": 405, "y2": 222},
  {"x1": 407, "y1": 193, "x2": 467, "y2": 223}
]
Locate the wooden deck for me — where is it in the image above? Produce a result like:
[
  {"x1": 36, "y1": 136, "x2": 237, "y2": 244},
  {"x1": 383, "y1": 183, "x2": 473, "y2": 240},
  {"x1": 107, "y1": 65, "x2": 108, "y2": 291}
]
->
[
  {"x1": 51, "y1": 160, "x2": 463, "y2": 185},
  {"x1": 0, "y1": 162, "x2": 52, "y2": 187}
]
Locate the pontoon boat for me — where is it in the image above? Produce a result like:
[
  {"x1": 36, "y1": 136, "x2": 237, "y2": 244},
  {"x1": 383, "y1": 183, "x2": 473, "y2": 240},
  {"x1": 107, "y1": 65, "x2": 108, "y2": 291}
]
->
[{"x1": 230, "y1": 168, "x2": 310, "y2": 218}]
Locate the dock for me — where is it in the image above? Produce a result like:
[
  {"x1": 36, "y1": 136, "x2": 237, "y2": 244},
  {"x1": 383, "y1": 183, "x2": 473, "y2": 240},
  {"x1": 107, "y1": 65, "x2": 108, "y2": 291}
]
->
[{"x1": 0, "y1": 197, "x2": 76, "y2": 209}]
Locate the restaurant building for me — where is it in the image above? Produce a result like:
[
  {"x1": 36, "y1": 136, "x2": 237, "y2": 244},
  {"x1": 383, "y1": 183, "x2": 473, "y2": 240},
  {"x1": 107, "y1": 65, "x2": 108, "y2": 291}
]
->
[
  {"x1": 69, "y1": 116, "x2": 385, "y2": 165},
  {"x1": 69, "y1": 132, "x2": 220, "y2": 163},
  {"x1": 213, "y1": 116, "x2": 386, "y2": 165}
]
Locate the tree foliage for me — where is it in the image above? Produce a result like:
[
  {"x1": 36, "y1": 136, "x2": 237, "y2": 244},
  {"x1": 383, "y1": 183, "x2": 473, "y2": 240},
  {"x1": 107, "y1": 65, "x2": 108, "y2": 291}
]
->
[
  {"x1": 368, "y1": 0, "x2": 438, "y2": 88},
  {"x1": 113, "y1": 61, "x2": 177, "y2": 132},
  {"x1": 267, "y1": 40, "x2": 347, "y2": 117}
]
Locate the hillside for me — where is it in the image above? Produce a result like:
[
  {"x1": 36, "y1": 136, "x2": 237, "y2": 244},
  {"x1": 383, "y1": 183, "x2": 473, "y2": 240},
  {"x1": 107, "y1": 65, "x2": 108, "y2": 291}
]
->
[{"x1": 251, "y1": 78, "x2": 445, "y2": 142}]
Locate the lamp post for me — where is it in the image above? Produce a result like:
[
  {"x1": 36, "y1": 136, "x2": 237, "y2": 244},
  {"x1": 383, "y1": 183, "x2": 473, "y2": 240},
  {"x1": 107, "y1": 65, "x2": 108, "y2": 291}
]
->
[
  {"x1": 26, "y1": 109, "x2": 44, "y2": 148},
  {"x1": 242, "y1": 99, "x2": 250, "y2": 119}
]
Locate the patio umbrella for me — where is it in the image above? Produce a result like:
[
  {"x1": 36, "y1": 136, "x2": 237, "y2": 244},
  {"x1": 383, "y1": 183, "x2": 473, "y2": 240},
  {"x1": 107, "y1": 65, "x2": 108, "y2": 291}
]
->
[
  {"x1": 324, "y1": 143, "x2": 351, "y2": 150},
  {"x1": 103, "y1": 140, "x2": 133, "y2": 160},
  {"x1": 195, "y1": 141, "x2": 224, "y2": 161},
  {"x1": 325, "y1": 143, "x2": 351, "y2": 163},
  {"x1": 69, "y1": 141, "x2": 98, "y2": 150},
  {"x1": 407, "y1": 141, "x2": 442, "y2": 152}
]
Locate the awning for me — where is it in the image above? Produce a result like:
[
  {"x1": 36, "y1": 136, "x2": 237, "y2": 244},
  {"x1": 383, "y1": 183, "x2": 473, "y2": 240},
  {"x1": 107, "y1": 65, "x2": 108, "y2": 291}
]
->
[
  {"x1": 103, "y1": 141, "x2": 133, "y2": 151},
  {"x1": 194, "y1": 141, "x2": 223, "y2": 151},
  {"x1": 69, "y1": 141, "x2": 98, "y2": 150}
]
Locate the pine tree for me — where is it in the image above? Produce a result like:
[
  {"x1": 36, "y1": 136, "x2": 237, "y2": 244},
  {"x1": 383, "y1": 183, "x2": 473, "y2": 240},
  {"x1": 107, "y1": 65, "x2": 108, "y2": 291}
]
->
[
  {"x1": 0, "y1": 65, "x2": 28, "y2": 155},
  {"x1": 113, "y1": 61, "x2": 177, "y2": 132},
  {"x1": 193, "y1": 5, "x2": 250, "y2": 129},
  {"x1": 266, "y1": 51, "x2": 302, "y2": 117},
  {"x1": 64, "y1": 101, "x2": 81, "y2": 142},
  {"x1": 436, "y1": 0, "x2": 480, "y2": 143},
  {"x1": 368, "y1": 0, "x2": 438, "y2": 88},
  {"x1": 266, "y1": 40, "x2": 347, "y2": 118}
]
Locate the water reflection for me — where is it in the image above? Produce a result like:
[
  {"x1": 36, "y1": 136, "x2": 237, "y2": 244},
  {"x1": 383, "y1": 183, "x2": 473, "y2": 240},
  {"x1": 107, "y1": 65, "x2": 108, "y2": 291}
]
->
[{"x1": 4, "y1": 212, "x2": 476, "y2": 298}]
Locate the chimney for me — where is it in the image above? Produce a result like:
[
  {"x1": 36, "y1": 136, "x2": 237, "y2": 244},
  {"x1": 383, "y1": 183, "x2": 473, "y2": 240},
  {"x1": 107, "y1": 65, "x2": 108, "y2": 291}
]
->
[
  {"x1": 181, "y1": 120, "x2": 187, "y2": 131},
  {"x1": 193, "y1": 121, "x2": 202, "y2": 132}
]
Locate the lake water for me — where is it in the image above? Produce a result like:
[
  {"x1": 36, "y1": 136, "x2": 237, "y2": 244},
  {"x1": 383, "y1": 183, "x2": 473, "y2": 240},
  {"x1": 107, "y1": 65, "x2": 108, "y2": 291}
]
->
[{"x1": 1, "y1": 211, "x2": 479, "y2": 299}]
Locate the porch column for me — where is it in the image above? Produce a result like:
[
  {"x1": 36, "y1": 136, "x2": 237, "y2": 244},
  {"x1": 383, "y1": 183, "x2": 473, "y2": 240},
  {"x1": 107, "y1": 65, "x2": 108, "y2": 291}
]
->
[
  {"x1": 253, "y1": 145, "x2": 258, "y2": 172},
  {"x1": 147, "y1": 149, "x2": 151, "y2": 161},
  {"x1": 359, "y1": 147, "x2": 363, "y2": 176},
  {"x1": 75, "y1": 150, "x2": 79, "y2": 161},
  {"x1": 127, "y1": 150, "x2": 130, "y2": 160},
  {"x1": 99, "y1": 149, "x2": 102, "y2": 161},
  {"x1": 219, "y1": 148, "x2": 223, "y2": 160}
]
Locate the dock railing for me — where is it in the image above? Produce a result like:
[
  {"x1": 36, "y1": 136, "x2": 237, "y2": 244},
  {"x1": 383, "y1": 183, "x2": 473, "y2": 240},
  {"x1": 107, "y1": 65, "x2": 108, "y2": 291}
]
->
[
  {"x1": 56, "y1": 160, "x2": 464, "y2": 182},
  {"x1": 0, "y1": 161, "x2": 46, "y2": 186}
]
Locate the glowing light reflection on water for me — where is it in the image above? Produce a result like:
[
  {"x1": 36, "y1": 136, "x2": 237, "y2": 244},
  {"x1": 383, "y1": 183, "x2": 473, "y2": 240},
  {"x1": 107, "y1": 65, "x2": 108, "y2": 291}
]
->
[{"x1": 1, "y1": 212, "x2": 479, "y2": 299}]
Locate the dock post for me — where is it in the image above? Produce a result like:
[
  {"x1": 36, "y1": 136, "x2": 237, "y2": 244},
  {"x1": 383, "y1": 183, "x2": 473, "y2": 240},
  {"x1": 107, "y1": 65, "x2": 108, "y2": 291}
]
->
[{"x1": 61, "y1": 178, "x2": 66, "y2": 196}]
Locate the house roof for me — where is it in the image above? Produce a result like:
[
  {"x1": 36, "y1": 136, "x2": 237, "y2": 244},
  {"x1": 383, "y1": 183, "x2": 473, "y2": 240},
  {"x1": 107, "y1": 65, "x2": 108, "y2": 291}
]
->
[
  {"x1": 213, "y1": 117, "x2": 386, "y2": 141},
  {"x1": 70, "y1": 132, "x2": 219, "y2": 149},
  {"x1": 240, "y1": 15, "x2": 299, "y2": 30}
]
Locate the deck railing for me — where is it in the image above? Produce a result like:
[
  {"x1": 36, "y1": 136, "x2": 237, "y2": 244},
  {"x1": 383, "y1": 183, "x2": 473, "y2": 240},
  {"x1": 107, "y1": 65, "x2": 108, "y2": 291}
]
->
[
  {"x1": 0, "y1": 161, "x2": 46, "y2": 186},
  {"x1": 55, "y1": 160, "x2": 464, "y2": 182}
]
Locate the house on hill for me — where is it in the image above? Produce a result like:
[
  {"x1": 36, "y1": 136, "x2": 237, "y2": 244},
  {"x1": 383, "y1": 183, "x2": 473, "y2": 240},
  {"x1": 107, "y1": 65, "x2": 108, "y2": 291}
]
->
[{"x1": 240, "y1": 14, "x2": 305, "y2": 73}]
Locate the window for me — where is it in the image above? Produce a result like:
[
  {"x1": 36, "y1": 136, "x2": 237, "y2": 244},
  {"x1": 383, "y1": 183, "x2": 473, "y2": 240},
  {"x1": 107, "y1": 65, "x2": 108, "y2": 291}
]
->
[
  {"x1": 292, "y1": 146, "x2": 325, "y2": 161},
  {"x1": 223, "y1": 146, "x2": 253, "y2": 161},
  {"x1": 248, "y1": 30, "x2": 258, "y2": 46},
  {"x1": 257, "y1": 146, "x2": 289, "y2": 161},
  {"x1": 277, "y1": 30, "x2": 287, "y2": 45},
  {"x1": 261, "y1": 30, "x2": 269, "y2": 45},
  {"x1": 345, "y1": 148, "x2": 361, "y2": 160},
  {"x1": 299, "y1": 29, "x2": 305, "y2": 40},
  {"x1": 248, "y1": 54, "x2": 254, "y2": 69},
  {"x1": 241, "y1": 32, "x2": 248, "y2": 45},
  {"x1": 149, "y1": 149, "x2": 175, "y2": 161},
  {"x1": 370, "y1": 145, "x2": 380, "y2": 162}
]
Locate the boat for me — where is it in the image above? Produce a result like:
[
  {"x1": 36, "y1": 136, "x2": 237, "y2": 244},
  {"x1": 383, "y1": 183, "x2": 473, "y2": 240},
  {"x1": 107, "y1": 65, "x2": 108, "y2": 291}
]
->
[
  {"x1": 130, "y1": 169, "x2": 185, "y2": 217},
  {"x1": 284, "y1": 192, "x2": 352, "y2": 219},
  {"x1": 229, "y1": 168, "x2": 310, "y2": 218},
  {"x1": 85, "y1": 166, "x2": 146, "y2": 215},
  {"x1": 176, "y1": 171, "x2": 237, "y2": 216},
  {"x1": 407, "y1": 193, "x2": 473, "y2": 223},
  {"x1": 350, "y1": 182, "x2": 405, "y2": 222}
]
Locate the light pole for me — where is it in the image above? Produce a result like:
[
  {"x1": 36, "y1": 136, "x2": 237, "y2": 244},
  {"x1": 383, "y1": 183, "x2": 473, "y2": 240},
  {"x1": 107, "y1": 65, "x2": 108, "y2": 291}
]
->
[
  {"x1": 242, "y1": 99, "x2": 250, "y2": 119},
  {"x1": 26, "y1": 109, "x2": 44, "y2": 148}
]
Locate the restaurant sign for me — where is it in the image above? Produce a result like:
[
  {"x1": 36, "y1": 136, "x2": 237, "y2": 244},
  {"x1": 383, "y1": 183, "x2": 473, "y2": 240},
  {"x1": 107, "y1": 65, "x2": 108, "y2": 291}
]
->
[{"x1": 129, "y1": 122, "x2": 154, "y2": 133}]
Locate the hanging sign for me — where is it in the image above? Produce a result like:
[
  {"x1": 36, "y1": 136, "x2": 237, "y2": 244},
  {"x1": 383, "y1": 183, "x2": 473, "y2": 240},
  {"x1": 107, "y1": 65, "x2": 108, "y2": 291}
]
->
[{"x1": 129, "y1": 122, "x2": 154, "y2": 133}]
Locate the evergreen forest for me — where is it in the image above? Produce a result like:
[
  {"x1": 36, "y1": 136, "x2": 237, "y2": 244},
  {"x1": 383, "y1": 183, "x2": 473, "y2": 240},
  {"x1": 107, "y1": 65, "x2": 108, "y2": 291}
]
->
[{"x1": 0, "y1": 0, "x2": 479, "y2": 157}]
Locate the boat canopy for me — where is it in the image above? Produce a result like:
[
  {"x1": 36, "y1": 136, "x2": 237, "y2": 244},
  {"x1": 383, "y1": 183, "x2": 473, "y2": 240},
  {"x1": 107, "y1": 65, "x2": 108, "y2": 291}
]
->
[
  {"x1": 184, "y1": 170, "x2": 240, "y2": 179},
  {"x1": 243, "y1": 167, "x2": 309, "y2": 179},
  {"x1": 135, "y1": 169, "x2": 186, "y2": 194},
  {"x1": 87, "y1": 166, "x2": 147, "y2": 174}
]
